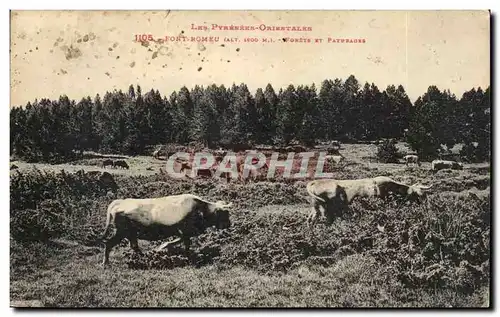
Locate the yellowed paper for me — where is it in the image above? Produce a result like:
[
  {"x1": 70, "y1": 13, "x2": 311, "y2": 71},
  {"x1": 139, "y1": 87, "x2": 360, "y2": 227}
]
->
[{"x1": 10, "y1": 10, "x2": 490, "y2": 106}]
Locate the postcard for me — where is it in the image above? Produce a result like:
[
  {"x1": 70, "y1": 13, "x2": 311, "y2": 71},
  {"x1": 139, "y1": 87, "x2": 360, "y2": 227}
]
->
[{"x1": 10, "y1": 10, "x2": 491, "y2": 308}]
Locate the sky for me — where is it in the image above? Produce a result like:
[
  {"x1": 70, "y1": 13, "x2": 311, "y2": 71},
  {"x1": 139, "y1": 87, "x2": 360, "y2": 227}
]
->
[{"x1": 10, "y1": 10, "x2": 491, "y2": 107}]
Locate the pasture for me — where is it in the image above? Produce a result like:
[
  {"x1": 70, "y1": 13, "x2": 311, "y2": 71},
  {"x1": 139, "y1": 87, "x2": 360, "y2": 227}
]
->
[{"x1": 10, "y1": 143, "x2": 491, "y2": 308}]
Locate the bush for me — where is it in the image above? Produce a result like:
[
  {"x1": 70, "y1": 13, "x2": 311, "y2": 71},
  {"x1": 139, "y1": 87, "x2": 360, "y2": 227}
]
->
[
  {"x1": 460, "y1": 142, "x2": 490, "y2": 163},
  {"x1": 376, "y1": 139, "x2": 401, "y2": 163},
  {"x1": 10, "y1": 169, "x2": 116, "y2": 242}
]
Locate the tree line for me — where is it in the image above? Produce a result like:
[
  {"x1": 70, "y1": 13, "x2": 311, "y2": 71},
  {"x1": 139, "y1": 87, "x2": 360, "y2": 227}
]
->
[{"x1": 10, "y1": 75, "x2": 490, "y2": 163}]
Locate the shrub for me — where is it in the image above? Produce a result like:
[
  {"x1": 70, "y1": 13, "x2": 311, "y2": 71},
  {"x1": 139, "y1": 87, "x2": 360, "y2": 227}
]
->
[
  {"x1": 376, "y1": 139, "x2": 401, "y2": 163},
  {"x1": 460, "y1": 142, "x2": 490, "y2": 163},
  {"x1": 10, "y1": 169, "x2": 116, "y2": 242}
]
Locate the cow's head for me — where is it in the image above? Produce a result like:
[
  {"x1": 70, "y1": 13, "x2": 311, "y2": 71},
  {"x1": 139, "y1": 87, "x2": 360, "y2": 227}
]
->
[
  {"x1": 407, "y1": 183, "x2": 433, "y2": 202},
  {"x1": 212, "y1": 201, "x2": 233, "y2": 229}
]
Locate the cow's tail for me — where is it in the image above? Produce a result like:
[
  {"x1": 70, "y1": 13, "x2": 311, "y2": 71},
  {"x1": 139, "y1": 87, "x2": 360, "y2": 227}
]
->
[
  {"x1": 306, "y1": 181, "x2": 326, "y2": 203},
  {"x1": 96, "y1": 202, "x2": 118, "y2": 243},
  {"x1": 98, "y1": 211, "x2": 112, "y2": 242}
]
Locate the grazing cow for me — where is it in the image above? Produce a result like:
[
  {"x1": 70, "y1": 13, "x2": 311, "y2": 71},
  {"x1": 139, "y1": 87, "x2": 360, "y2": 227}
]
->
[
  {"x1": 114, "y1": 160, "x2": 130, "y2": 169},
  {"x1": 214, "y1": 148, "x2": 226, "y2": 158},
  {"x1": 305, "y1": 176, "x2": 433, "y2": 226},
  {"x1": 431, "y1": 159, "x2": 463, "y2": 171},
  {"x1": 153, "y1": 148, "x2": 166, "y2": 160},
  {"x1": 85, "y1": 171, "x2": 118, "y2": 190},
  {"x1": 102, "y1": 159, "x2": 114, "y2": 168},
  {"x1": 179, "y1": 160, "x2": 213, "y2": 178},
  {"x1": 194, "y1": 167, "x2": 214, "y2": 178},
  {"x1": 216, "y1": 170, "x2": 233, "y2": 182},
  {"x1": 214, "y1": 154, "x2": 224, "y2": 163},
  {"x1": 404, "y1": 154, "x2": 421, "y2": 167},
  {"x1": 98, "y1": 194, "x2": 233, "y2": 265},
  {"x1": 237, "y1": 156, "x2": 269, "y2": 182},
  {"x1": 291, "y1": 145, "x2": 307, "y2": 153},
  {"x1": 326, "y1": 155, "x2": 345, "y2": 164}
]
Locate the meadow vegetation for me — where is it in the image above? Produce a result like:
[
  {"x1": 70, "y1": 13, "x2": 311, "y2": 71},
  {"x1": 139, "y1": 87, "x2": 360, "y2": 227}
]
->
[{"x1": 10, "y1": 150, "x2": 490, "y2": 308}]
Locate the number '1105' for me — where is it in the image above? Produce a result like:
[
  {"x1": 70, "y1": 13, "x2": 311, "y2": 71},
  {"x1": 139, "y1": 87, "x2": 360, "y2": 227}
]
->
[{"x1": 135, "y1": 34, "x2": 154, "y2": 41}]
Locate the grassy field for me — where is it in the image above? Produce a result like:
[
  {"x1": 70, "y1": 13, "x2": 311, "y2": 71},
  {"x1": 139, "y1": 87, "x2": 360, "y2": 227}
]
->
[{"x1": 9, "y1": 143, "x2": 491, "y2": 308}]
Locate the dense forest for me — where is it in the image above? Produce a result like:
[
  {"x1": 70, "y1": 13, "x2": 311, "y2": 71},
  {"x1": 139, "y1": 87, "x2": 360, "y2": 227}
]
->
[{"x1": 9, "y1": 75, "x2": 491, "y2": 163}]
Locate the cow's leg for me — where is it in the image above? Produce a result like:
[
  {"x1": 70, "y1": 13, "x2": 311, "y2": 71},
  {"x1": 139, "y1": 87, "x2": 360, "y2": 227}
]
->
[
  {"x1": 182, "y1": 236, "x2": 197, "y2": 264},
  {"x1": 155, "y1": 237, "x2": 182, "y2": 252},
  {"x1": 307, "y1": 203, "x2": 322, "y2": 227},
  {"x1": 128, "y1": 232, "x2": 142, "y2": 254},
  {"x1": 325, "y1": 202, "x2": 336, "y2": 225},
  {"x1": 182, "y1": 236, "x2": 192, "y2": 255},
  {"x1": 103, "y1": 231, "x2": 125, "y2": 266},
  {"x1": 339, "y1": 202, "x2": 350, "y2": 219}
]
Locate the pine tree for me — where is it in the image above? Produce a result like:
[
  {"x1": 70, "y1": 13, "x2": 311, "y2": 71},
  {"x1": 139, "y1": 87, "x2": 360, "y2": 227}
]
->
[
  {"x1": 297, "y1": 84, "x2": 319, "y2": 146},
  {"x1": 263, "y1": 83, "x2": 278, "y2": 143},
  {"x1": 255, "y1": 88, "x2": 274, "y2": 144},
  {"x1": 191, "y1": 90, "x2": 219, "y2": 147},
  {"x1": 275, "y1": 84, "x2": 298, "y2": 145}
]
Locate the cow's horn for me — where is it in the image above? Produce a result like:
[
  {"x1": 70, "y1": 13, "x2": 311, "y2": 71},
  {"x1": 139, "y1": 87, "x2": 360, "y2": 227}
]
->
[{"x1": 418, "y1": 184, "x2": 433, "y2": 189}]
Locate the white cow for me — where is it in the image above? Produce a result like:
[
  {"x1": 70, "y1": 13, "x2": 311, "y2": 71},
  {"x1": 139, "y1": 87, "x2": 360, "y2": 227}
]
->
[
  {"x1": 305, "y1": 176, "x2": 432, "y2": 226},
  {"x1": 431, "y1": 159, "x2": 463, "y2": 171},
  {"x1": 98, "y1": 194, "x2": 233, "y2": 265},
  {"x1": 404, "y1": 154, "x2": 421, "y2": 167}
]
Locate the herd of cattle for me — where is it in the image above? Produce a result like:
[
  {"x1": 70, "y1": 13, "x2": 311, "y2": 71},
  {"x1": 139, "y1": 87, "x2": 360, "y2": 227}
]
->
[
  {"x1": 102, "y1": 159, "x2": 130, "y2": 170},
  {"x1": 154, "y1": 150, "x2": 463, "y2": 182},
  {"x1": 94, "y1": 147, "x2": 470, "y2": 266},
  {"x1": 403, "y1": 154, "x2": 463, "y2": 171},
  {"x1": 97, "y1": 172, "x2": 438, "y2": 265},
  {"x1": 9, "y1": 145, "x2": 466, "y2": 266}
]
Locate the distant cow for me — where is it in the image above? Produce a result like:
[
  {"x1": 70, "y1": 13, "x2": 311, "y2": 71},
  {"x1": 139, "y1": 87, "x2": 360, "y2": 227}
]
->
[
  {"x1": 179, "y1": 160, "x2": 213, "y2": 178},
  {"x1": 431, "y1": 159, "x2": 463, "y2": 171},
  {"x1": 306, "y1": 176, "x2": 433, "y2": 226},
  {"x1": 77, "y1": 170, "x2": 118, "y2": 191},
  {"x1": 89, "y1": 171, "x2": 118, "y2": 190},
  {"x1": 214, "y1": 148, "x2": 226, "y2": 158},
  {"x1": 214, "y1": 154, "x2": 224, "y2": 163},
  {"x1": 291, "y1": 145, "x2": 307, "y2": 153},
  {"x1": 194, "y1": 167, "x2": 214, "y2": 178},
  {"x1": 102, "y1": 159, "x2": 114, "y2": 168},
  {"x1": 114, "y1": 160, "x2": 129, "y2": 169},
  {"x1": 404, "y1": 155, "x2": 421, "y2": 167},
  {"x1": 326, "y1": 155, "x2": 345, "y2": 164},
  {"x1": 153, "y1": 148, "x2": 167, "y2": 160},
  {"x1": 237, "y1": 156, "x2": 269, "y2": 182},
  {"x1": 98, "y1": 194, "x2": 233, "y2": 265},
  {"x1": 98, "y1": 171, "x2": 118, "y2": 189}
]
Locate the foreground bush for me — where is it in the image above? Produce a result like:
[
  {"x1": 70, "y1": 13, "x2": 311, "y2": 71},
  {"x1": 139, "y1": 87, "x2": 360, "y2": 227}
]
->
[{"x1": 10, "y1": 169, "x2": 116, "y2": 241}]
